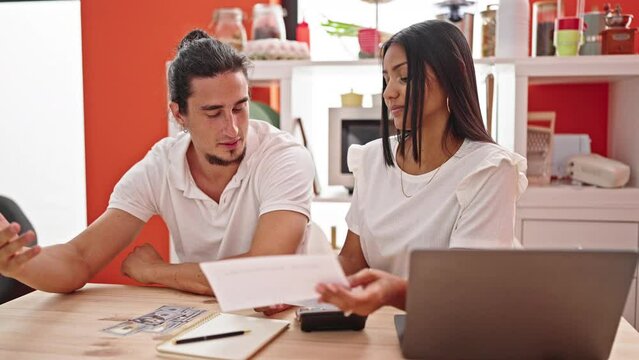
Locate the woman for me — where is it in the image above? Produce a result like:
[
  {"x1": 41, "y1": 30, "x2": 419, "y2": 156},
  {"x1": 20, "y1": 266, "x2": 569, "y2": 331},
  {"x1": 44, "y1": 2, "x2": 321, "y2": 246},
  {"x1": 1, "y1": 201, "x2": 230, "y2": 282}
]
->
[{"x1": 316, "y1": 20, "x2": 527, "y2": 315}]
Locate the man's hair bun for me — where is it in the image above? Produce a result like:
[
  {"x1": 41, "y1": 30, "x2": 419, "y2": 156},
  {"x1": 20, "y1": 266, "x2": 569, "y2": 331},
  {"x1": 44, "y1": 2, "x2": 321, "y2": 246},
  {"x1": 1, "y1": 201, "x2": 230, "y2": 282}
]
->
[{"x1": 178, "y1": 29, "x2": 211, "y2": 51}]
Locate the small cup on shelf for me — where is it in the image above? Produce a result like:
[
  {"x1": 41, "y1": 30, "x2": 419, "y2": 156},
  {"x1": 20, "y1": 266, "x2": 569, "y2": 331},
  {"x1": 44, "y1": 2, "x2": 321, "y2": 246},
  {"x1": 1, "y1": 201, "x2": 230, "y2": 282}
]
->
[
  {"x1": 341, "y1": 90, "x2": 363, "y2": 107},
  {"x1": 554, "y1": 17, "x2": 583, "y2": 56},
  {"x1": 358, "y1": 28, "x2": 380, "y2": 59}
]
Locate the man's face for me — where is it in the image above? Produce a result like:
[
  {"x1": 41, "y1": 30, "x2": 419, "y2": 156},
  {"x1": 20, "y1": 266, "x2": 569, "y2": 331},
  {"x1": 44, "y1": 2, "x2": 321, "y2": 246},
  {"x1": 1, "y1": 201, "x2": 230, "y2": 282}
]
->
[{"x1": 175, "y1": 71, "x2": 250, "y2": 166}]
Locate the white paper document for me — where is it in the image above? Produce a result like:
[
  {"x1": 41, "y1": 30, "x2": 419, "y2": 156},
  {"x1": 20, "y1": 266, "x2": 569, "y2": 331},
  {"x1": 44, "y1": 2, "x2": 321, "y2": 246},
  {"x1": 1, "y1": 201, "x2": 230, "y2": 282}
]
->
[{"x1": 200, "y1": 255, "x2": 349, "y2": 312}]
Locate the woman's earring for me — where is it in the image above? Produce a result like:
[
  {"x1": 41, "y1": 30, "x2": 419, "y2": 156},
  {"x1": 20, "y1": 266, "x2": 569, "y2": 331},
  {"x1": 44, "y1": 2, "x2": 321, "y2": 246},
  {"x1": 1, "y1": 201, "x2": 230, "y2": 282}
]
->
[
  {"x1": 181, "y1": 124, "x2": 188, "y2": 133},
  {"x1": 446, "y1": 97, "x2": 451, "y2": 113}
]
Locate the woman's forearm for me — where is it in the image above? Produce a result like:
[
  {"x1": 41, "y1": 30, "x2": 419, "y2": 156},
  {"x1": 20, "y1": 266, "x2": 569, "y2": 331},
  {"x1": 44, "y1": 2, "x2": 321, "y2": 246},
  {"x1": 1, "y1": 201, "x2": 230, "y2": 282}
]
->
[{"x1": 338, "y1": 254, "x2": 368, "y2": 276}]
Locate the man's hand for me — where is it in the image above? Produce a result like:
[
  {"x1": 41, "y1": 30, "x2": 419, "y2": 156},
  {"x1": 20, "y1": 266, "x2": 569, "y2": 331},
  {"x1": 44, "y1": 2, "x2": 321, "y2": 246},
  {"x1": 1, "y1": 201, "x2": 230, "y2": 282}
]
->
[
  {"x1": 0, "y1": 213, "x2": 40, "y2": 278},
  {"x1": 315, "y1": 268, "x2": 407, "y2": 316},
  {"x1": 121, "y1": 243, "x2": 166, "y2": 284}
]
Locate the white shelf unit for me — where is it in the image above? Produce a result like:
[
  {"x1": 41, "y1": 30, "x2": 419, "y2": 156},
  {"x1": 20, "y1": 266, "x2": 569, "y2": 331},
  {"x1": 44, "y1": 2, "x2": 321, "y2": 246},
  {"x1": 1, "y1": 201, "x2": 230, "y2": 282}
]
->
[
  {"x1": 249, "y1": 56, "x2": 639, "y2": 195},
  {"x1": 248, "y1": 59, "x2": 381, "y2": 133},
  {"x1": 484, "y1": 54, "x2": 639, "y2": 179},
  {"x1": 250, "y1": 60, "x2": 639, "y2": 318},
  {"x1": 485, "y1": 55, "x2": 639, "y2": 329}
]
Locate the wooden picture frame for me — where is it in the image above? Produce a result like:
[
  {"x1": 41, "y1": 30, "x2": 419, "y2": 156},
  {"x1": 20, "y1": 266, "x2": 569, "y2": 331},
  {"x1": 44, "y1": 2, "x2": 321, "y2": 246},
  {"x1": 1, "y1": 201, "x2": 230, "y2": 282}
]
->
[{"x1": 293, "y1": 118, "x2": 322, "y2": 196}]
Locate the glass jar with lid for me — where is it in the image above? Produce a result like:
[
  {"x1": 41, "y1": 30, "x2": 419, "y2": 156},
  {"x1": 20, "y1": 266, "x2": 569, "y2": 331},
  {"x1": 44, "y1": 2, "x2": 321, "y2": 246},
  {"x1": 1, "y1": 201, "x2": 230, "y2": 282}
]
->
[
  {"x1": 480, "y1": 5, "x2": 498, "y2": 57},
  {"x1": 532, "y1": 0, "x2": 558, "y2": 56},
  {"x1": 251, "y1": 4, "x2": 287, "y2": 40},
  {"x1": 210, "y1": 7, "x2": 247, "y2": 52}
]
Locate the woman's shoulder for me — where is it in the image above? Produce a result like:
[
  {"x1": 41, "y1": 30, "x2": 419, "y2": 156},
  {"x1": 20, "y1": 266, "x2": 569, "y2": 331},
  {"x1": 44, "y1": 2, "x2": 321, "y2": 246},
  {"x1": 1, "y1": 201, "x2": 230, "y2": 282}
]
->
[
  {"x1": 459, "y1": 140, "x2": 525, "y2": 168},
  {"x1": 355, "y1": 137, "x2": 387, "y2": 154},
  {"x1": 455, "y1": 139, "x2": 528, "y2": 202},
  {"x1": 347, "y1": 137, "x2": 387, "y2": 173}
]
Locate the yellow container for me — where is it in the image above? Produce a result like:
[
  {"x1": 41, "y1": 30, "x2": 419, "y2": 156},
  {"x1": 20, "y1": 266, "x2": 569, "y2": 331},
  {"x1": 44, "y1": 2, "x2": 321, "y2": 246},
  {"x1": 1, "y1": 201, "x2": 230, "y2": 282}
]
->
[
  {"x1": 555, "y1": 29, "x2": 582, "y2": 56},
  {"x1": 340, "y1": 90, "x2": 363, "y2": 107}
]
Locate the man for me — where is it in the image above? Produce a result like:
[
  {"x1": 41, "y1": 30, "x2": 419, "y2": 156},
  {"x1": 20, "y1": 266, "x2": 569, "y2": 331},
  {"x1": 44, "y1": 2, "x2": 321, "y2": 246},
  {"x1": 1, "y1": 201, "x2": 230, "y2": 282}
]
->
[{"x1": 0, "y1": 30, "x2": 315, "y2": 296}]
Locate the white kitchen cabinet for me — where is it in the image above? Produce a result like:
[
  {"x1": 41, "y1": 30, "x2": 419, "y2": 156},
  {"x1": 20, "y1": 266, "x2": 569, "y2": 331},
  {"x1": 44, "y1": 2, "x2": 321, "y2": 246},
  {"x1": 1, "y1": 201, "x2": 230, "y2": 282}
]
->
[
  {"x1": 521, "y1": 220, "x2": 638, "y2": 252},
  {"x1": 468, "y1": 56, "x2": 639, "y2": 329},
  {"x1": 517, "y1": 186, "x2": 639, "y2": 328},
  {"x1": 520, "y1": 218, "x2": 638, "y2": 326}
]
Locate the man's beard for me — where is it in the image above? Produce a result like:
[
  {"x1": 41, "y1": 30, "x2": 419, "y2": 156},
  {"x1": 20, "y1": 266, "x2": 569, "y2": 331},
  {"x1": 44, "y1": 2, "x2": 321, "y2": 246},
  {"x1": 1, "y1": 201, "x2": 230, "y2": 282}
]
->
[{"x1": 205, "y1": 146, "x2": 246, "y2": 166}]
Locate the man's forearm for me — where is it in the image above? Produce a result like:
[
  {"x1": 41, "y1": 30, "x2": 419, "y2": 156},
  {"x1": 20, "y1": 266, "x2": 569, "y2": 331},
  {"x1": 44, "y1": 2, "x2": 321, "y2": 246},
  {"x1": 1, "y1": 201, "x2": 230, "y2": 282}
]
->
[
  {"x1": 11, "y1": 244, "x2": 91, "y2": 293},
  {"x1": 146, "y1": 263, "x2": 213, "y2": 296}
]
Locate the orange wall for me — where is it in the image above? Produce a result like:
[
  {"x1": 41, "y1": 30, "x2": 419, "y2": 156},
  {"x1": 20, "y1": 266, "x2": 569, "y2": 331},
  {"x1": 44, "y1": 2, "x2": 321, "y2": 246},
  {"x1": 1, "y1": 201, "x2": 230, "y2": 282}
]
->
[
  {"x1": 528, "y1": 0, "x2": 639, "y2": 156},
  {"x1": 81, "y1": 0, "x2": 278, "y2": 285}
]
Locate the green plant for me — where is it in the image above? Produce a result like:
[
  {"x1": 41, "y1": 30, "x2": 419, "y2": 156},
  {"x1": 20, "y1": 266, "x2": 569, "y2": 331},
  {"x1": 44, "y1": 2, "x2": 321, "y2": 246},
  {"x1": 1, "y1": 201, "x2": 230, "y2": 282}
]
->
[{"x1": 320, "y1": 19, "x2": 363, "y2": 37}]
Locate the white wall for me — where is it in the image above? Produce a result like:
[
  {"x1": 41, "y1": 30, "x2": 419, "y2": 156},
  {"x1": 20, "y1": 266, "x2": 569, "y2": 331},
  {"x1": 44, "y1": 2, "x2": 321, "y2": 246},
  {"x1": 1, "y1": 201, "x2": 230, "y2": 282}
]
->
[{"x1": 0, "y1": 0, "x2": 86, "y2": 246}]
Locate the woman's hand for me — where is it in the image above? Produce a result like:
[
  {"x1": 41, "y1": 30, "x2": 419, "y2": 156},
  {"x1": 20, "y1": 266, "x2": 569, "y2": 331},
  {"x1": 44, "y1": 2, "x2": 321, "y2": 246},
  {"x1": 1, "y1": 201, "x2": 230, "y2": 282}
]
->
[{"x1": 315, "y1": 268, "x2": 407, "y2": 316}]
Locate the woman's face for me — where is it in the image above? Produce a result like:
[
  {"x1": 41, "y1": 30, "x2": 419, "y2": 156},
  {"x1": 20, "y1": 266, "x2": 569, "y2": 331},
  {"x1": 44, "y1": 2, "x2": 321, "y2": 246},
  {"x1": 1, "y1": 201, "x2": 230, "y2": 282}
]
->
[{"x1": 382, "y1": 43, "x2": 448, "y2": 131}]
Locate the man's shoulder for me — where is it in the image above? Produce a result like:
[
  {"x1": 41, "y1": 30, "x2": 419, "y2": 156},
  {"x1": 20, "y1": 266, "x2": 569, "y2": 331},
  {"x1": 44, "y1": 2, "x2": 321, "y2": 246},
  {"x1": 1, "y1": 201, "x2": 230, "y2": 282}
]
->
[
  {"x1": 246, "y1": 121, "x2": 313, "y2": 181},
  {"x1": 128, "y1": 134, "x2": 189, "y2": 179},
  {"x1": 147, "y1": 134, "x2": 188, "y2": 158},
  {"x1": 249, "y1": 120, "x2": 305, "y2": 155},
  {"x1": 249, "y1": 119, "x2": 290, "y2": 139}
]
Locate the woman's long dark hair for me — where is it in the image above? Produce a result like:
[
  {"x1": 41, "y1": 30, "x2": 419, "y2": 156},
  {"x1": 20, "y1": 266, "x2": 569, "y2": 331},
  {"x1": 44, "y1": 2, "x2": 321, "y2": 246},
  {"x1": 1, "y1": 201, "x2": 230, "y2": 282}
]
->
[{"x1": 381, "y1": 20, "x2": 494, "y2": 166}]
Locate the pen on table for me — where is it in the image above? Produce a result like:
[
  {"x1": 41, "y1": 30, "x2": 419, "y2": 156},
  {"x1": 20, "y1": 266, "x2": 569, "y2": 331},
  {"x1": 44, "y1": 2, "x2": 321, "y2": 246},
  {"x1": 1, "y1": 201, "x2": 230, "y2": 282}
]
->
[{"x1": 175, "y1": 330, "x2": 251, "y2": 345}]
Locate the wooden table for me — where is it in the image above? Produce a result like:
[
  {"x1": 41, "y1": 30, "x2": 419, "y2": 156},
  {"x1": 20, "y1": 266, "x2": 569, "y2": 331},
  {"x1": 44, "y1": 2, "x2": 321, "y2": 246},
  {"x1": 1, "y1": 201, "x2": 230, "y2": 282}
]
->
[{"x1": 1, "y1": 284, "x2": 639, "y2": 359}]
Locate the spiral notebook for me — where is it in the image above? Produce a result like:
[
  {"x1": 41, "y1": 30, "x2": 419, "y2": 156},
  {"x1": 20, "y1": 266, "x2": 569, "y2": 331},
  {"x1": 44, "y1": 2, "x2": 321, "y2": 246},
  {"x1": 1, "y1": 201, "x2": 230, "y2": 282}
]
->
[{"x1": 156, "y1": 313, "x2": 290, "y2": 360}]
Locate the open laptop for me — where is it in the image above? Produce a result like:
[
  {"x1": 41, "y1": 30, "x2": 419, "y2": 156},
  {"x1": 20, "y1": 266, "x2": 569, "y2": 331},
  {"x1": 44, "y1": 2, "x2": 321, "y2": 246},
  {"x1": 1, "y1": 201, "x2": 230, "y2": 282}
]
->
[{"x1": 394, "y1": 249, "x2": 638, "y2": 360}]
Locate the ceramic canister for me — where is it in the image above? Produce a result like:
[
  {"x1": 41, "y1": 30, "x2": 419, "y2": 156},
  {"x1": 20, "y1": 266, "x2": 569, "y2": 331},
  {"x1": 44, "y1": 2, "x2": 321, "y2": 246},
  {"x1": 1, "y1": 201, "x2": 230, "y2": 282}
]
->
[
  {"x1": 581, "y1": 12, "x2": 606, "y2": 55},
  {"x1": 496, "y1": 0, "x2": 530, "y2": 57}
]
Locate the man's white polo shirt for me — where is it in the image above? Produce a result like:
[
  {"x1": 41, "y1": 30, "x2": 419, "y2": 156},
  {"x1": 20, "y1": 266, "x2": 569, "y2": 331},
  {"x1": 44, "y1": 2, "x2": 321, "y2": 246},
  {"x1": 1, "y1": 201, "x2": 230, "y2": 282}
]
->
[{"x1": 108, "y1": 120, "x2": 314, "y2": 262}]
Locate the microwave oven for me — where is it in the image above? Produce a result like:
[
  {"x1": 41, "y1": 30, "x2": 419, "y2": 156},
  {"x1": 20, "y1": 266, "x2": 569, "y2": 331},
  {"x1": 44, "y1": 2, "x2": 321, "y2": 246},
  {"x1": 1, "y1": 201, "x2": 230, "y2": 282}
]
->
[{"x1": 328, "y1": 106, "x2": 394, "y2": 192}]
